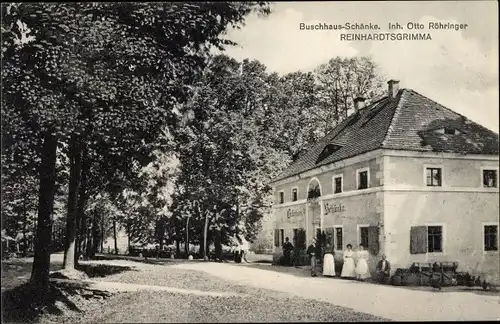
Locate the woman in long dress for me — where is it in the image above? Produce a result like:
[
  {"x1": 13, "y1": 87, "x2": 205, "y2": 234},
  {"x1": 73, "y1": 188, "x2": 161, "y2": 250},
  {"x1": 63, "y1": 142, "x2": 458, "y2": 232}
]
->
[
  {"x1": 322, "y1": 244, "x2": 335, "y2": 277},
  {"x1": 340, "y1": 244, "x2": 356, "y2": 279},
  {"x1": 355, "y1": 244, "x2": 371, "y2": 281}
]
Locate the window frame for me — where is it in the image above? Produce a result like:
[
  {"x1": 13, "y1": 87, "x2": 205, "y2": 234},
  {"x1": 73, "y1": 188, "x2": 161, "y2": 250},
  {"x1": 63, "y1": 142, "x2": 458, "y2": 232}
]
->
[
  {"x1": 425, "y1": 223, "x2": 445, "y2": 254},
  {"x1": 356, "y1": 167, "x2": 370, "y2": 190},
  {"x1": 482, "y1": 222, "x2": 499, "y2": 253},
  {"x1": 481, "y1": 167, "x2": 499, "y2": 189},
  {"x1": 333, "y1": 174, "x2": 344, "y2": 194},
  {"x1": 357, "y1": 224, "x2": 370, "y2": 248},
  {"x1": 278, "y1": 190, "x2": 285, "y2": 204},
  {"x1": 291, "y1": 187, "x2": 299, "y2": 202},
  {"x1": 423, "y1": 164, "x2": 444, "y2": 187},
  {"x1": 334, "y1": 225, "x2": 343, "y2": 251}
]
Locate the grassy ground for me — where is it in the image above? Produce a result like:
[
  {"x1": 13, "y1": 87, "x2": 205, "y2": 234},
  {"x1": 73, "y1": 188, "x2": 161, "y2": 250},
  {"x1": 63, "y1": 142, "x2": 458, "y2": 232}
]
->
[{"x1": 2, "y1": 256, "x2": 389, "y2": 323}]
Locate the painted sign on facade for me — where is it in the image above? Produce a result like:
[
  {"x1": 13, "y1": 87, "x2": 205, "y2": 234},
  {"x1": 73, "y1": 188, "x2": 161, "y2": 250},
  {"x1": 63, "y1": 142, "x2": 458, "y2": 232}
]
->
[
  {"x1": 286, "y1": 207, "x2": 305, "y2": 219},
  {"x1": 323, "y1": 202, "x2": 346, "y2": 214}
]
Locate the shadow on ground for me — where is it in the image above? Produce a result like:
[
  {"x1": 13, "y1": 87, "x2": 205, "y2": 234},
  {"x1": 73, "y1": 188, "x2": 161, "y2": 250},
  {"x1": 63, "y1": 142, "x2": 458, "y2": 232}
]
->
[
  {"x1": 1, "y1": 281, "x2": 91, "y2": 323},
  {"x1": 75, "y1": 263, "x2": 137, "y2": 278},
  {"x1": 2, "y1": 262, "x2": 135, "y2": 323}
]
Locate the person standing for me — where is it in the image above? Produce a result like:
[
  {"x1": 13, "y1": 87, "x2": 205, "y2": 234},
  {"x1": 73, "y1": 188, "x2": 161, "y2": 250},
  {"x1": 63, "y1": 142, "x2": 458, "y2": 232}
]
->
[
  {"x1": 355, "y1": 244, "x2": 371, "y2": 281},
  {"x1": 322, "y1": 243, "x2": 336, "y2": 277},
  {"x1": 375, "y1": 254, "x2": 391, "y2": 284},
  {"x1": 340, "y1": 244, "x2": 356, "y2": 279},
  {"x1": 307, "y1": 240, "x2": 318, "y2": 276},
  {"x1": 282, "y1": 237, "x2": 294, "y2": 266}
]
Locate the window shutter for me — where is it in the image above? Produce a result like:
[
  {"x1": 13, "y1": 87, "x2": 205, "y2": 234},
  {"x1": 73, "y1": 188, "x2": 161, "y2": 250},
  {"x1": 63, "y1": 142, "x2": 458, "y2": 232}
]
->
[
  {"x1": 410, "y1": 226, "x2": 427, "y2": 254},
  {"x1": 367, "y1": 226, "x2": 379, "y2": 255},
  {"x1": 274, "y1": 229, "x2": 280, "y2": 247}
]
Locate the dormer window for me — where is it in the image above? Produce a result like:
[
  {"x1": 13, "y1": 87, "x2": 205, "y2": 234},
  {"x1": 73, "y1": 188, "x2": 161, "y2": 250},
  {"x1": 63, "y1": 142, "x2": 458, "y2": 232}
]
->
[
  {"x1": 316, "y1": 144, "x2": 342, "y2": 164},
  {"x1": 434, "y1": 127, "x2": 461, "y2": 135}
]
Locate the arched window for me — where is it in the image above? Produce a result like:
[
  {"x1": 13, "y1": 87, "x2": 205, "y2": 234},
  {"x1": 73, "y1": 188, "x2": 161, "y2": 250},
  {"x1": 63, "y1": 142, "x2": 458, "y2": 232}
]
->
[{"x1": 307, "y1": 178, "x2": 322, "y2": 200}]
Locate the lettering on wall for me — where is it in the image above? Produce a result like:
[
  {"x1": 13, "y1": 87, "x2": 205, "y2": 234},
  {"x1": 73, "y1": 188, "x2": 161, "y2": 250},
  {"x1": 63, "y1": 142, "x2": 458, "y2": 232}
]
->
[
  {"x1": 324, "y1": 202, "x2": 346, "y2": 214},
  {"x1": 287, "y1": 208, "x2": 305, "y2": 219}
]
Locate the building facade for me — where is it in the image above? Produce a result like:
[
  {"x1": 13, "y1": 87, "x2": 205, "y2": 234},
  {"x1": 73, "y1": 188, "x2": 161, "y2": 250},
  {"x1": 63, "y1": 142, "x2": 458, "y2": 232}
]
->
[{"x1": 271, "y1": 80, "x2": 499, "y2": 284}]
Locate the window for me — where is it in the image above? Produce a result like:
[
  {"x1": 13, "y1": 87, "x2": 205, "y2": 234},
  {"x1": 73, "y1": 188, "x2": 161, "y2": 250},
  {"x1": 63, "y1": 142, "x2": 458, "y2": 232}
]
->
[
  {"x1": 484, "y1": 225, "x2": 498, "y2": 251},
  {"x1": 334, "y1": 226, "x2": 343, "y2": 250},
  {"x1": 316, "y1": 144, "x2": 342, "y2": 164},
  {"x1": 426, "y1": 167, "x2": 442, "y2": 186},
  {"x1": 280, "y1": 229, "x2": 284, "y2": 247},
  {"x1": 292, "y1": 188, "x2": 298, "y2": 202},
  {"x1": 410, "y1": 225, "x2": 444, "y2": 254},
  {"x1": 427, "y1": 226, "x2": 442, "y2": 252},
  {"x1": 274, "y1": 229, "x2": 280, "y2": 247},
  {"x1": 359, "y1": 226, "x2": 369, "y2": 247},
  {"x1": 483, "y1": 169, "x2": 498, "y2": 188},
  {"x1": 357, "y1": 167, "x2": 370, "y2": 190},
  {"x1": 279, "y1": 191, "x2": 284, "y2": 204},
  {"x1": 357, "y1": 225, "x2": 379, "y2": 254},
  {"x1": 445, "y1": 128, "x2": 461, "y2": 135},
  {"x1": 333, "y1": 175, "x2": 343, "y2": 194}
]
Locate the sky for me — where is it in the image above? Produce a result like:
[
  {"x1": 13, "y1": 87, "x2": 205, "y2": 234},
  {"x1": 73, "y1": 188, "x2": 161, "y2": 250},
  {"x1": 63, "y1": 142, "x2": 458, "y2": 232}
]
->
[{"x1": 216, "y1": 1, "x2": 499, "y2": 133}]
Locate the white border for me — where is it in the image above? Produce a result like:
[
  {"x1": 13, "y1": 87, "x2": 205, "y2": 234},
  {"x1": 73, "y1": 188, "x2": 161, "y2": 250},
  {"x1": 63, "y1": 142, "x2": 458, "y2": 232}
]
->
[
  {"x1": 291, "y1": 186, "x2": 299, "y2": 202},
  {"x1": 481, "y1": 222, "x2": 499, "y2": 254},
  {"x1": 333, "y1": 173, "x2": 344, "y2": 194},
  {"x1": 425, "y1": 223, "x2": 446, "y2": 255},
  {"x1": 356, "y1": 167, "x2": 370, "y2": 190},
  {"x1": 480, "y1": 166, "x2": 499, "y2": 189},
  {"x1": 357, "y1": 224, "x2": 370, "y2": 247},
  {"x1": 423, "y1": 164, "x2": 444, "y2": 187}
]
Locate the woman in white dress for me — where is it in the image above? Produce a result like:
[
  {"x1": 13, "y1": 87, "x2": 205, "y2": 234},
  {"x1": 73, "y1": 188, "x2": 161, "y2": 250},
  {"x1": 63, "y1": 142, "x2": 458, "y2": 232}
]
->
[
  {"x1": 355, "y1": 244, "x2": 371, "y2": 280},
  {"x1": 340, "y1": 244, "x2": 356, "y2": 279},
  {"x1": 322, "y1": 244, "x2": 335, "y2": 277}
]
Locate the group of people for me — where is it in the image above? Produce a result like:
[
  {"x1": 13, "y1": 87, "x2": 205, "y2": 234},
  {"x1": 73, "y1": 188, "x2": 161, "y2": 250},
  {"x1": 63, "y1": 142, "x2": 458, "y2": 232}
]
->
[
  {"x1": 281, "y1": 236, "x2": 391, "y2": 284},
  {"x1": 311, "y1": 242, "x2": 392, "y2": 284}
]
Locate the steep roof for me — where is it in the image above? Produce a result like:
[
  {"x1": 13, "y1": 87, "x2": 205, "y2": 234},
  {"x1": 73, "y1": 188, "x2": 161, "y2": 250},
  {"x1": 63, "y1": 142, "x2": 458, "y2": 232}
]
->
[{"x1": 272, "y1": 88, "x2": 499, "y2": 183}]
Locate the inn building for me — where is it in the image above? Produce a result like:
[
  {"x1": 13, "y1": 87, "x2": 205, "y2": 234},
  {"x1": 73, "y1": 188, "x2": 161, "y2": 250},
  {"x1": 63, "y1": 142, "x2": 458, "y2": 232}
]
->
[{"x1": 270, "y1": 80, "x2": 500, "y2": 283}]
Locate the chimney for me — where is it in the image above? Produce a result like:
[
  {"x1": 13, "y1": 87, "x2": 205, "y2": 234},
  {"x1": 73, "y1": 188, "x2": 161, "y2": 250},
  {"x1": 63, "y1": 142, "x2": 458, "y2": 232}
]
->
[
  {"x1": 387, "y1": 80, "x2": 400, "y2": 99},
  {"x1": 354, "y1": 97, "x2": 366, "y2": 112}
]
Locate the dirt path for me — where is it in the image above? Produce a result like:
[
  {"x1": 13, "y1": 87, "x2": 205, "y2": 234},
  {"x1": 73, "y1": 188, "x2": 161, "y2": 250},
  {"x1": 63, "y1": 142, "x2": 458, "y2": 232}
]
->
[{"x1": 172, "y1": 262, "x2": 500, "y2": 321}]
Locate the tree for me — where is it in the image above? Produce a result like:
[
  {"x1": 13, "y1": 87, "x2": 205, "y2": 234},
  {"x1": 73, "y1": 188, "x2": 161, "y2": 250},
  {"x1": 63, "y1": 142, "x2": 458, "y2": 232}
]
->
[{"x1": 2, "y1": 1, "x2": 271, "y2": 295}]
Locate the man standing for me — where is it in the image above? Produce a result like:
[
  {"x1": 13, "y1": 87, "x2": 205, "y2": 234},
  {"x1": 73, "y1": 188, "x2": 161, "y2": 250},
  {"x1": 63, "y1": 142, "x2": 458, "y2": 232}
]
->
[
  {"x1": 282, "y1": 237, "x2": 294, "y2": 266},
  {"x1": 376, "y1": 254, "x2": 391, "y2": 284}
]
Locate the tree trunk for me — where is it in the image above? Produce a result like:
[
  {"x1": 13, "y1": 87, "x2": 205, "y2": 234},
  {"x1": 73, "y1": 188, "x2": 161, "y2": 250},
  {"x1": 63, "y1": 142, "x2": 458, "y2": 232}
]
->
[
  {"x1": 91, "y1": 211, "x2": 99, "y2": 257},
  {"x1": 85, "y1": 225, "x2": 92, "y2": 259},
  {"x1": 113, "y1": 217, "x2": 118, "y2": 254},
  {"x1": 75, "y1": 142, "x2": 89, "y2": 264},
  {"x1": 30, "y1": 129, "x2": 58, "y2": 296},
  {"x1": 185, "y1": 217, "x2": 190, "y2": 256},
  {"x1": 127, "y1": 221, "x2": 131, "y2": 255},
  {"x1": 63, "y1": 135, "x2": 83, "y2": 270},
  {"x1": 100, "y1": 217, "x2": 104, "y2": 253},
  {"x1": 158, "y1": 218, "x2": 164, "y2": 252},
  {"x1": 22, "y1": 214, "x2": 27, "y2": 256},
  {"x1": 214, "y1": 231, "x2": 222, "y2": 261},
  {"x1": 203, "y1": 209, "x2": 209, "y2": 259}
]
